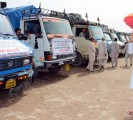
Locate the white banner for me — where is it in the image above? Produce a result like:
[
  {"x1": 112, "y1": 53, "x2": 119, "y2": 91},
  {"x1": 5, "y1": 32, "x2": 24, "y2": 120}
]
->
[
  {"x1": 0, "y1": 39, "x2": 31, "y2": 58},
  {"x1": 51, "y1": 38, "x2": 74, "y2": 55}
]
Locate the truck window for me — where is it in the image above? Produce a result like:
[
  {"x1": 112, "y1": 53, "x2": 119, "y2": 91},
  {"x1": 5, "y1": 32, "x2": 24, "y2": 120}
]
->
[
  {"x1": 89, "y1": 26, "x2": 104, "y2": 41},
  {"x1": 110, "y1": 33, "x2": 119, "y2": 40},
  {"x1": 24, "y1": 20, "x2": 41, "y2": 35},
  {"x1": 43, "y1": 18, "x2": 73, "y2": 35},
  {"x1": 76, "y1": 28, "x2": 83, "y2": 36},
  {"x1": 119, "y1": 35, "x2": 126, "y2": 42},
  {"x1": 104, "y1": 33, "x2": 112, "y2": 41},
  {"x1": 0, "y1": 14, "x2": 14, "y2": 35},
  {"x1": 76, "y1": 28, "x2": 89, "y2": 39}
]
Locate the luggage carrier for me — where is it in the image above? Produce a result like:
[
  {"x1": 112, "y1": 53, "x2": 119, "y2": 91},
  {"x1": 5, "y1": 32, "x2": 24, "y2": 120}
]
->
[{"x1": 22, "y1": 8, "x2": 68, "y2": 20}]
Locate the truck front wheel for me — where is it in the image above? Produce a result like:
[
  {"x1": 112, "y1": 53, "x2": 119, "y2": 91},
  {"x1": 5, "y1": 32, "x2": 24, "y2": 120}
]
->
[
  {"x1": 33, "y1": 64, "x2": 39, "y2": 78},
  {"x1": 72, "y1": 53, "x2": 84, "y2": 67}
]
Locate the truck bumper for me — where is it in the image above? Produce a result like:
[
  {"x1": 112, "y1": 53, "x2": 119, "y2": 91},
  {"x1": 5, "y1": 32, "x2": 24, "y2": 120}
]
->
[
  {"x1": 44, "y1": 56, "x2": 76, "y2": 64},
  {"x1": 0, "y1": 69, "x2": 33, "y2": 90}
]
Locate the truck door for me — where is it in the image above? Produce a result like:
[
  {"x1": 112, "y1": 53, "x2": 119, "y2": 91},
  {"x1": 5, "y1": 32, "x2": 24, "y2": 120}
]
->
[
  {"x1": 24, "y1": 20, "x2": 44, "y2": 67},
  {"x1": 74, "y1": 28, "x2": 89, "y2": 58}
]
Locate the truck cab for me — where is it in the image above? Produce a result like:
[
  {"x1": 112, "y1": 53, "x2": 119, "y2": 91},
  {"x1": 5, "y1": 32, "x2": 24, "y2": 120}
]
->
[
  {"x1": 19, "y1": 8, "x2": 76, "y2": 74},
  {"x1": 69, "y1": 15, "x2": 105, "y2": 66},
  {"x1": 0, "y1": 2, "x2": 33, "y2": 92}
]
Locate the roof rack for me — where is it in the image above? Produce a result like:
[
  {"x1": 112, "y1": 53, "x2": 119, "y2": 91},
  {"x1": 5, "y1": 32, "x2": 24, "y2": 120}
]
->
[{"x1": 22, "y1": 8, "x2": 67, "y2": 19}]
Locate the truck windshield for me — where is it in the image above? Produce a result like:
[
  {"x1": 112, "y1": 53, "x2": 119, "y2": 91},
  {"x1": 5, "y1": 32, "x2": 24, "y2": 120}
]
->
[
  {"x1": 110, "y1": 33, "x2": 119, "y2": 40},
  {"x1": 104, "y1": 33, "x2": 112, "y2": 41},
  {"x1": 0, "y1": 14, "x2": 14, "y2": 35},
  {"x1": 43, "y1": 18, "x2": 73, "y2": 35},
  {"x1": 89, "y1": 26, "x2": 104, "y2": 40},
  {"x1": 119, "y1": 35, "x2": 126, "y2": 42}
]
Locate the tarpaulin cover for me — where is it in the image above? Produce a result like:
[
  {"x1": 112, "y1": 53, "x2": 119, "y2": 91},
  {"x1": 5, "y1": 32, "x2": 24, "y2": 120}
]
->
[{"x1": 5, "y1": 5, "x2": 36, "y2": 29}]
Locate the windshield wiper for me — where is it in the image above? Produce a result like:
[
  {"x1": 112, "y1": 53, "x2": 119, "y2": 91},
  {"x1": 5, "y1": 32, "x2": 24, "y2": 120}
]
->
[
  {"x1": 0, "y1": 33, "x2": 14, "y2": 36},
  {"x1": 3, "y1": 33, "x2": 14, "y2": 36}
]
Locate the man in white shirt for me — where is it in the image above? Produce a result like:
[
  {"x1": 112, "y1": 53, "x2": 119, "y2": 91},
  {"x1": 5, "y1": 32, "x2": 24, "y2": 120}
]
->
[
  {"x1": 110, "y1": 38, "x2": 119, "y2": 67},
  {"x1": 86, "y1": 37, "x2": 96, "y2": 72},
  {"x1": 123, "y1": 40, "x2": 133, "y2": 67},
  {"x1": 97, "y1": 37, "x2": 108, "y2": 70}
]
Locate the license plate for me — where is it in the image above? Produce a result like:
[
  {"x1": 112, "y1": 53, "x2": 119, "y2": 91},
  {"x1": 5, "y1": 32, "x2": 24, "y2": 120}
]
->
[
  {"x1": 6, "y1": 79, "x2": 16, "y2": 89},
  {"x1": 65, "y1": 64, "x2": 70, "y2": 71}
]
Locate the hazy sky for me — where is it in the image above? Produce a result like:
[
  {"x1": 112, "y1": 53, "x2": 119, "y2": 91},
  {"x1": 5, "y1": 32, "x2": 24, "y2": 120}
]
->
[{"x1": 4, "y1": 0, "x2": 133, "y2": 32}]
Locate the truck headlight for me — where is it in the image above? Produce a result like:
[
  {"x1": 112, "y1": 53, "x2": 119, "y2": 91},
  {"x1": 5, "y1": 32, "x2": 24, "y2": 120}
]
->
[{"x1": 24, "y1": 59, "x2": 30, "y2": 65}]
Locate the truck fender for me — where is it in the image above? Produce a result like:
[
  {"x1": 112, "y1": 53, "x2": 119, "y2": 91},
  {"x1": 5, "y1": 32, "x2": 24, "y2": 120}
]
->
[{"x1": 76, "y1": 48, "x2": 85, "y2": 60}]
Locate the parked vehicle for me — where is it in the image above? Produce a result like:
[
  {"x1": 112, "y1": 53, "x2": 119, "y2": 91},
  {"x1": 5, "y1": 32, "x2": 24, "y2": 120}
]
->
[
  {"x1": 116, "y1": 32, "x2": 127, "y2": 43},
  {"x1": 100, "y1": 25, "x2": 125, "y2": 54},
  {"x1": 66, "y1": 13, "x2": 105, "y2": 66},
  {"x1": 6, "y1": 6, "x2": 76, "y2": 76},
  {"x1": 123, "y1": 32, "x2": 130, "y2": 42},
  {"x1": 0, "y1": 2, "x2": 33, "y2": 93}
]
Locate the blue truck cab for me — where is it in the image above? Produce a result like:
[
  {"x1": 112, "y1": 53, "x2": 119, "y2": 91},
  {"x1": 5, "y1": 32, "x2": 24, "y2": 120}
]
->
[{"x1": 0, "y1": 2, "x2": 33, "y2": 91}]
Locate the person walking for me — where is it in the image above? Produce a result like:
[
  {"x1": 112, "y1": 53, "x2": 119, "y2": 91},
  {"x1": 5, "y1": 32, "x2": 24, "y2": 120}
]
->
[
  {"x1": 97, "y1": 37, "x2": 108, "y2": 70},
  {"x1": 110, "y1": 38, "x2": 119, "y2": 68},
  {"x1": 123, "y1": 39, "x2": 133, "y2": 67},
  {"x1": 86, "y1": 37, "x2": 96, "y2": 72}
]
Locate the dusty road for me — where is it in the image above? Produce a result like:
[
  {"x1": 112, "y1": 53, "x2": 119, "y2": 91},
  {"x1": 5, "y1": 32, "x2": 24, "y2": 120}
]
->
[{"x1": 0, "y1": 58, "x2": 133, "y2": 120}]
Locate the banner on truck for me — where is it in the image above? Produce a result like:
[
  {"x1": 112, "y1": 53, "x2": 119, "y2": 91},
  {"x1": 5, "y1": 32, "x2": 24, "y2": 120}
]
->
[
  {"x1": 0, "y1": 39, "x2": 30, "y2": 58},
  {"x1": 52, "y1": 38, "x2": 74, "y2": 55}
]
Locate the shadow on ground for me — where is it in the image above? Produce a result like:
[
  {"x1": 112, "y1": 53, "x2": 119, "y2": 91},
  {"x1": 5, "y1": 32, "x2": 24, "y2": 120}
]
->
[
  {"x1": 0, "y1": 91, "x2": 25, "y2": 108},
  {"x1": 124, "y1": 116, "x2": 133, "y2": 120},
  {"x1": 32, "y1": 71, "x2": 69, "y2": 88}
]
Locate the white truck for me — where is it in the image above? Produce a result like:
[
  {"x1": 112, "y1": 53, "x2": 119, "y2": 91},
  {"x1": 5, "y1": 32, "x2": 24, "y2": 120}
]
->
[{"x1": 13, "y1": 8, "x2": 76, "y2": 76}]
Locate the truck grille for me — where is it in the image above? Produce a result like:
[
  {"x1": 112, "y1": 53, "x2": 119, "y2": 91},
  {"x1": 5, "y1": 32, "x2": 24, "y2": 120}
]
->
[
  {"x1": 0, "y1": 57, "x2": 32, "y2": 71},
  {"x1": 57, "y1": 54, "x2": 75, "y2": 59}
]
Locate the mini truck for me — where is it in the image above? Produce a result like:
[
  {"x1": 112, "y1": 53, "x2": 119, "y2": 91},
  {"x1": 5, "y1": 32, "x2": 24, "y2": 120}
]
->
[
  {"x1": 0, "y1": 2, "x2": 33, "y2": 91},
  {"x1": 19, "y1": 8, "x2": 76, "y2": 75},
  {"x1": 66, "y1": 13, "x2": 105, "y2": 66}
]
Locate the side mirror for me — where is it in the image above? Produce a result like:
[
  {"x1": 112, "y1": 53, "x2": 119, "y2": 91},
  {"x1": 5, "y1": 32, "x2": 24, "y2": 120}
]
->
[{"x1": 0, "y1": 2, "x2": 7, "y2": 8}]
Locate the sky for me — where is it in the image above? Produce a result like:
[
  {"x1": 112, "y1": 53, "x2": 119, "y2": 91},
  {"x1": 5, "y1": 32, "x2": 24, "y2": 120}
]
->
[{"x1": 4, "y1": 0, "x2": 133, "y2": 32}]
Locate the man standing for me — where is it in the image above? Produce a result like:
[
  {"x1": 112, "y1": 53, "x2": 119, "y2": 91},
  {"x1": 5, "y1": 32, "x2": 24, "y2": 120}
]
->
[
  {"x1": 86, "y1": 37, "x2": 96, "y2": 72},
  {"x1": 123, "y1": 39, "x2": 133, "y2": 67},
  {"x1": 97, "y1": 37, "x2": 108, "y2": 70},
  {"x1": 110, "y1": 38, "x2": 119, "y2": 67}
]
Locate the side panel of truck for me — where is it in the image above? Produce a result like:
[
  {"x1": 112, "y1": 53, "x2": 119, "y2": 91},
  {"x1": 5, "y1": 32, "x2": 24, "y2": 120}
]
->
[{"x1": 74, "y1": 37, "x2": 89, "y2": 58}]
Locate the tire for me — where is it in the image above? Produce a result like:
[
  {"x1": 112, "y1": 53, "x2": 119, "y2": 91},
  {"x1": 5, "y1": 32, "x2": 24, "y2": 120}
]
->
[
  {"x1": 72, "y1": 52, "x2": 84, "y2": 67},
  {"x1": 8, "y1": 81, "x2": 28, "y2": 97},
  {"x1": 33, "y1": 64, "x2": 38, "y2": 78},
  {"x1": 48, "y1": 66, "x2": 61, "y2": 74}
]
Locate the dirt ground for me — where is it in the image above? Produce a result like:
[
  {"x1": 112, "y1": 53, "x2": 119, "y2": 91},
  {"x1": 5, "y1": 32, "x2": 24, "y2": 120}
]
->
[{"x1": 0, "y1": 58, "x2": 133, "y2": 120}]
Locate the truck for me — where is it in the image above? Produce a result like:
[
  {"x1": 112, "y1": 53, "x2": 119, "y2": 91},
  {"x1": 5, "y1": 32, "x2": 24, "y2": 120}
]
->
[
  {"x1": 100, "y1": 25, "x2": 125, "y2": 54},
  {"x1": 66, "y1": 13, "x2": 108, "y2": 66},
  {"x1": 116, "y1": 32, "x2": 127, "y2": 44},
  {"x1": 0, "y1": 2, "x2": 33, "y2": 93},
  {"x1": 6, "y1": 6, "x2": 76, "y2": 76}
]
